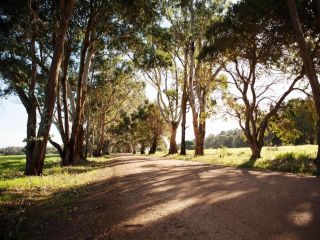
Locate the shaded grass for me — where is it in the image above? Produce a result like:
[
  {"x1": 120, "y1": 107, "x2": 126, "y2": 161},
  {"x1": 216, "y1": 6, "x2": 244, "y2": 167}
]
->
[
  {"x1": 0, "y1": 154, "x2": 114, "y2": 239},
  {"x1": 0, "y1": 154, "x2": 115, "y2": 239},
  {"x1": 0, "y1": 154, "x2": 61, "y2": 180},
  {"x1": 162, "y1": 145, "x2": 318, "y2": 175}
]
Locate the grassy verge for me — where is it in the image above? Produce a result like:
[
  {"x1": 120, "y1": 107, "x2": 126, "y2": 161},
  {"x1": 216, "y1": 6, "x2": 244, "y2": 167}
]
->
[
  {"x1": 0, "y1": 154, "x2": 114, "y2": 239},
  {"x1": 0, "y1": 154, "x2": 113, "y2": 201},
  {"x1": 161, "y1": 145, "x2": 318, "y2": 175}
]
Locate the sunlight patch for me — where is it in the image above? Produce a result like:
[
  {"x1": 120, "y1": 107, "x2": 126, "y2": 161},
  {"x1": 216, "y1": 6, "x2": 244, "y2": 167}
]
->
[{"x1": 288, "y1": 203, "x2": 313, "y2": 227}]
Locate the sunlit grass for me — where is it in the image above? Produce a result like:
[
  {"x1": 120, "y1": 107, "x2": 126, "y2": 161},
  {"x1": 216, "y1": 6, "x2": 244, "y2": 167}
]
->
[
  {"x1": 0, "y1": 145, "x2": 317, "y2": 203},
  {"x1": 0, "y1": 155, "x2": 113, "y2": 203},
  {"x1": 160, "y1": 145, "x2": 318, "y2": 175}
]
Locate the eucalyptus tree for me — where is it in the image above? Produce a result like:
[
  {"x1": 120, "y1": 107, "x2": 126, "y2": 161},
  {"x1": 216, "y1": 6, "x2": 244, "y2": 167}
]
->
[
  {"x1": 163, "y1": 0, "x2": 226, "y2": 156},
  {"x1": 87, "y1": 56, "x2": 145, "y2": 157},
  {"x1": 164, "y1": 1, "x2": 190, "y2": 155},
  {"x1": 0, "y1": 0, "x2": 75, "y2": 175},
  {"x1": 133, "y1": 25, "x2": 184, "y2": 154},
  {"x1": 287, "y1": 0, "x2": 320, "y2": 172},
  {"x1": 0, "y1": 0, "x2": 41, "y2": 173},
  {"x1": 209, "y1": 0, "x2": 320, "y2": 172},
  {"x1": 29, "y1": 1, "x2": 74, "y2": 175},
  {"x1": 202, "y1": 0, "x2": 305, "y2": 161},
  {"x1": 49, "y1": 0, "x2": 162, "y2": 164},
  {"x1": 146, "y1": 103, "x2": 166, "y2": 154}
]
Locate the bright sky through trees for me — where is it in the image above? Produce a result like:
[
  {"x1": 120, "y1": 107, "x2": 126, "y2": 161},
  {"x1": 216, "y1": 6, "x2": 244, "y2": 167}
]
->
[
  {"x1": 0, "y1": 77, "x2": 306, "y2": 147},
  {"x1": 0, "y1": 89, "x2": 238, "y2": 147}
]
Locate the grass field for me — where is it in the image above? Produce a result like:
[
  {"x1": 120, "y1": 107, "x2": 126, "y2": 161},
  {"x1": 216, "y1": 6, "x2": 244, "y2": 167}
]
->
[
  {"x1": 0, "y1": 154, "x2": 113, "y2": 204},
  {"x1": 164, "y1": 145, "x2": 318, "y2": 175}
]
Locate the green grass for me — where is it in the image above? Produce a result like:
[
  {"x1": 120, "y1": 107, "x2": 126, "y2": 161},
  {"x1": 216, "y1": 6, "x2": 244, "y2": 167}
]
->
[
  {"x1": 0, "y1": 154, "x2": 113, "y2": 203},
  {"x1": 161, "y1": 145, "x2": 318, "y2": 175},
  {"x1": 0, "y1": 154, "x2": 114, "y2": 239},
  {"x1": 0, "y1": 145, "x2": 317, "y2": 199}
]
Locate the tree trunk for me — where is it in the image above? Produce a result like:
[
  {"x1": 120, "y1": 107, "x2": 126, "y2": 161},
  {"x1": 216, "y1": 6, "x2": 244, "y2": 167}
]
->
[
  {"x1": 24, "y1": 8, "x2": 38, "y2": 175},
  {"x1": 249, "y1": 145, "x2": 262, "y2": 161},
  {"x1": 169, "y1": 122, "x2": 178, "y2": 154},
  {"x1": 61, "y1": 144, "x2": 71, "y2": 166},
  {"x1": 180, "y1": 97, "x2": 187, "y2": 155},
  {"x1": 85, "y1": 109, "x2": 90, "y2": 159},
  {"x1": 25, "y1": 58, "x2": 37, "y2": 174},
  {"x1": 28, "y1": 1, "x2": 75, "y2": 175},
  {"x1": 140, "y1": 143, "x2": 145, "y2": 155},
  {"x1": 69, "y1": 48, "x2": 94, "y2": 163},
  {"x1": 69, "y1": 10, "x2": 96, "y2": 164},
  {"x1": 149, "y1": 136, "x2": 158, "y2": 154},
  {"x1": 94, "y1": 112, "x2": 106, "y2": 157},
  {"x1": 76, "y1": 125, "x2": 85, "y2": 160},
  {"x1": 315, "y1": 117, "x2": 320, "y2": 174},
  {"x1": 288, "y1": 0, "x2": 320, "y2": 175},
  {"x1": 25, "y1": 104, "x2": 37, "y2": 175},
  {"x1": 180, "y1": 47, "x2": 189, "y2": 156},
  {"x1": 194, "y1": 122, "x2": 205, "y2": 156}
]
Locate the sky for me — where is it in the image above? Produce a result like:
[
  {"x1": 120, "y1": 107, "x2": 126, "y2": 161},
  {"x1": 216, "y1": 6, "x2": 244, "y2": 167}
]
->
[
  {"x1": 0, "y1": 85, "x2": 239, "y2": 148},
  {"x1": 0, "y1": 67, "x2": 308, "y2": 148}
]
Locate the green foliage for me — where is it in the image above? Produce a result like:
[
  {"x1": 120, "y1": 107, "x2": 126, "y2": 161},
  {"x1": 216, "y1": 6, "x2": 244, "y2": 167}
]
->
[
  {"x1": 204, "y1": 129, "x2": 248, "y2": 149},
  {"x1": 111, "y1": 102, "x2": 166, "y2": 153},
  {"x1": 202, "y1": 0, "x2": 290, "y2": 64},
  {"x1": 185, "y1": 140, "x2": 195, "y2": 150},
  {"x1": 270, "y1": 98, "x2": 317, "y2": 144}
]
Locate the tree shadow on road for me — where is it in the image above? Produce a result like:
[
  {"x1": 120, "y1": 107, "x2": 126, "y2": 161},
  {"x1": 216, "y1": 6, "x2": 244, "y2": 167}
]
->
[{"x1": 2, "y1": 156, "x2": 320, "y2": 240}]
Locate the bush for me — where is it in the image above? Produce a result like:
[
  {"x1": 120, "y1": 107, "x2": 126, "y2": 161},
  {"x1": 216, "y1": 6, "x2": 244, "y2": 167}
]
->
[{"x1": 259, "y1": 152, "x2": 316, "y2": 174}]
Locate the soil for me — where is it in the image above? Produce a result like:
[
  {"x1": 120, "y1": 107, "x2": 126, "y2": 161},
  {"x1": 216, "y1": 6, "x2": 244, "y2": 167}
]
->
[{"x1": 23, "y1": 155, "x2": 320, "y2": 239}]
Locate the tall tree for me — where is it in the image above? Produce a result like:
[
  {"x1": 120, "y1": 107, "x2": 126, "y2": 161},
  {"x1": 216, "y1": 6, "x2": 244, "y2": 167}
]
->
[
  {"x1": 164, "y1": 1, "x2": 191, "y2": 155},
  {"x1": 49, "y1": 0, "x2": 162, "y2": 164},
  {"x1": 134, "y1": 26, "x2": 183, "y2": 154},
  {"x1": 287, "y1": 0, "x2": 320, "y2": 173},
  {"x1": 202, "y1": 0, "x2": 305, "y2": 160},
  {"x1": 0, "y1": 0, "x2": 40, "y2": 175},
  {"x1": 29, "y1": 0, "x2": 75, "y2": 175},
  {"x1": 187, "y1": 0, "x2": 225, "y2": 155},
  {"x1": 0, "y1": 0, "x2": 75, "y2": 175}
]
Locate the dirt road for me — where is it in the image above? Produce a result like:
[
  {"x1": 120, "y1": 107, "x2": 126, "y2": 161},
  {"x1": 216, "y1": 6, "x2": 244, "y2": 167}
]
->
[{"x1": 47, "y1": 155, "x2": 320, "y2": 240}]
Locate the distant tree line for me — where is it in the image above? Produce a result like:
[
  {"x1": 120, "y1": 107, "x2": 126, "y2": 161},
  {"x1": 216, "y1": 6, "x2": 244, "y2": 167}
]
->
[
  {"x1": 204, "y1": 129, "x2": 248, "y2": 149},
  {"x1": 0, "y1": 146, "x2": 58, "y2": 156}
]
